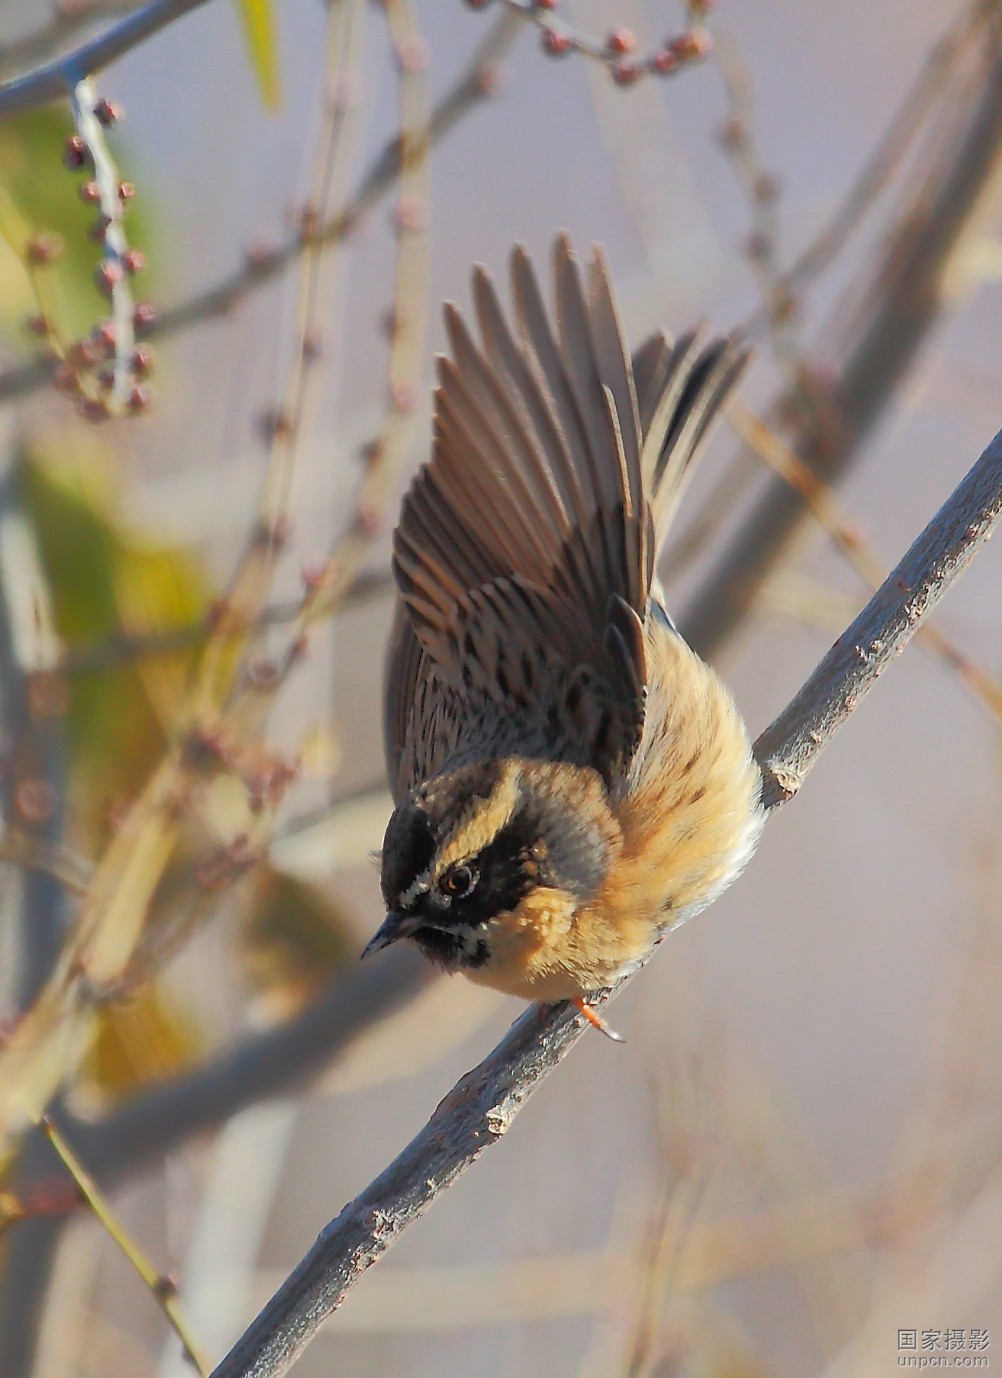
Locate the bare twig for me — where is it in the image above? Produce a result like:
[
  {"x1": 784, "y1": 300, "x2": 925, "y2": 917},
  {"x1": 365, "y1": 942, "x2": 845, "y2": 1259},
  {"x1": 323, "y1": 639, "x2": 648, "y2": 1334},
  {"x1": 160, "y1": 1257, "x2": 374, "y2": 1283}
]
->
[
  {"x1": 0, "y1": 828, "x2": 91, "y2": 896},
  {"x1": 192, "y1": 0, "x2": 370, "y2": 717},
  {"x1": 493, "y1": 0, "x2": 709, "y2": 83},
  {"x1": 712, "y1": 27, "x2": 792, "y2": 350},
  {"x1": 732, "y1": 401, "x2": 1002, "y2": 729},
  {"x1": 41, "y1": 1117, "x2": 209, "y2": 1374},
  {"x1": 0, "y1": 0, "x2": 217, "y2": 119},
  {"x1": 69, "y1": 952, "x2": 433, "y2": 1183},
  {"x1": 0, "y1": 11, "x2": 518, "y2": 406},
  {"x1": 0, "y1": 2, "x2": 142, "y2": 78},
  {"x1": 753, "y1": 431, "x2": 1002, "y2": 806},
  {"x1": 684, "y1": 17, "x2": 1002, "y2": 659},
  {"x1": 53, "y1": 569, "x2": 392, "y2": 675},
  {"x1": 0, "y1": 952, "x2": 430, "y2": 1378},
  {"x1": 207, "y1": 430, "x2": 1002, "y2": 1378},
  {"x1": 67, "y1": 74, "x2": 139, "y2": 415},
  {"x1": 777, "y1": 0, "x2": 997, "y2": 307},
  {"x1": 234, "y1": 0, "x2": 432, "y2": 733},
  {"x1": 716, "y1": 1, "x2": 991, "y2": 346}
]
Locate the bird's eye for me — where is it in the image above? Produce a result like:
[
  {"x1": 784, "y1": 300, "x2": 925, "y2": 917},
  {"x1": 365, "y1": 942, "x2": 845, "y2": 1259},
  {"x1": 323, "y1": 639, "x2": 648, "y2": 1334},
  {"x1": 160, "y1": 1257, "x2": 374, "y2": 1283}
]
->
[{"x1": 441, "y1": 864, "x2": 478, "y2": 900}]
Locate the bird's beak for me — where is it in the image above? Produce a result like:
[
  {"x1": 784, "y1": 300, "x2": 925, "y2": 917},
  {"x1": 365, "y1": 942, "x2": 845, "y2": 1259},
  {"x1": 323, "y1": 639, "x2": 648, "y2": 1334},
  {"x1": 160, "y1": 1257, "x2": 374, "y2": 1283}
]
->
[{"x1": 361, "y1": 910, "x2": 419, "y2": 959}]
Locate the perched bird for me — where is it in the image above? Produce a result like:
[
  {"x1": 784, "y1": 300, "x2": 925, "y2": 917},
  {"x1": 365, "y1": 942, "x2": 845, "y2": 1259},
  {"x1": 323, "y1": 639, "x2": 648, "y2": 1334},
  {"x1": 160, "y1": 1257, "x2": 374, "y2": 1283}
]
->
[{"x1": 363, "y1": 237, "x2": 764, "y2": 1037}]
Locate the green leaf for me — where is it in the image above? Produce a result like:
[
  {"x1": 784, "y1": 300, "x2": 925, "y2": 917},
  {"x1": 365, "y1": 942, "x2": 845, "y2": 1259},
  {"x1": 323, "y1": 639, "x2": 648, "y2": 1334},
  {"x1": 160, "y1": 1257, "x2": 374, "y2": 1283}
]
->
[{"x1": 233, "y1": 0, "x2": 283, "y2": 112}]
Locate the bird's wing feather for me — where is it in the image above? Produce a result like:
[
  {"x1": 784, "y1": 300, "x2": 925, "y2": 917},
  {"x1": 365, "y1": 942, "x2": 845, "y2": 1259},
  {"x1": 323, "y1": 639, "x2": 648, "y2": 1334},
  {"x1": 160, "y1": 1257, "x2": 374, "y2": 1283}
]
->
[
  {"x1": 385, "y1": 237, "x2": 748, "y2": 796},
  {"x1": 384, "y1": 606, "x2": 467, "y2": 802}
]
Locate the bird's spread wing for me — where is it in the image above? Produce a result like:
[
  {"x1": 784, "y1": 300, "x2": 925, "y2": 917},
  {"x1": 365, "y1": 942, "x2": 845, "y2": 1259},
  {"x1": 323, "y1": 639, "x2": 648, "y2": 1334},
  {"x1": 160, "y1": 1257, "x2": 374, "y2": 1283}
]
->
[
  {"x1": 385, "y1": 237, "x2": 746, "y2": 800},
  {"x1": 384, "y1": 605, "x2": 465, "y2": 798}
]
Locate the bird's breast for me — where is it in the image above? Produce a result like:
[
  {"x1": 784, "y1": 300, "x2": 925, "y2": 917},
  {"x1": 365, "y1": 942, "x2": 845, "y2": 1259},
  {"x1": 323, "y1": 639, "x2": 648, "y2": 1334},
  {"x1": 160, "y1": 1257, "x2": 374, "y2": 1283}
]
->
[
  {"x1": 465, "y1": 884, "x2": 648, "y2": 1001},
  {"x1": 614, "y1": 617, "x2": 765, "y2": 923}
]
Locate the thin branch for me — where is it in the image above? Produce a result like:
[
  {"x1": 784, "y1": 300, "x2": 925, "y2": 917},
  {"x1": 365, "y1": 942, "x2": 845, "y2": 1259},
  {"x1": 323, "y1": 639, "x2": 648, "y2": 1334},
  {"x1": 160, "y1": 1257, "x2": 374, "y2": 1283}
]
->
[
  {"x1": 52, "y1": 569, "x2": 391, "y2": 675},
  {"x1": 493, "y1": 0, "x2": 709, "y2": 82},
  {"x1": 67, "y1": 74, "x2": 139, "y2": 415},
  {"x1": 0, "y1": 828, "x2": 90, "y2": 896},
  {"x1": 684, "y1": 15, "x2": 1002, "y2": 659},
  {"x1": 0, "y1": 0, "x2": 216, "y2": 119},
  {"x1": 69, "y1": 952, "x2": 433, "y2": 1183},
  {"x1": 0, "y1": 11, "x2": 519, "y2": 404},
  {"x1": 222, "y1": 0, "x2": 432, "y2": 745},
  {"x1": 41, "y1": 1117, "x2": 209, "y2": 1375},
  {"x1": 191, "y1": 0, "x2": 371, "y2": 718},
  {"x1": 0, "y1": 3, "x2": 143, "y2": 78},
  {"x1": 732, "y1": 401, "x2": 1002, "y2": 729},
  {"x1": 716, "y1": 0, "x2": 991, "y2": 347},
  {"x1": 0, "y1": 952, "x2": 430, "y2": 1378},
  {"x1": 777, "y1": 0, "x2": 996, "y2": 307},
  {"x1": 711, "y1": 26, "x2": 792, "y2": 352},
  {"x1": 754, "y1": 431, "x2": 1002, "y2": 806},
  {"x1": 207, "y1": 429, "x2": 1002, "y2": 1378},
  {"x1": 0, "y1": 0, "x2": 416, "y2": 1164}
]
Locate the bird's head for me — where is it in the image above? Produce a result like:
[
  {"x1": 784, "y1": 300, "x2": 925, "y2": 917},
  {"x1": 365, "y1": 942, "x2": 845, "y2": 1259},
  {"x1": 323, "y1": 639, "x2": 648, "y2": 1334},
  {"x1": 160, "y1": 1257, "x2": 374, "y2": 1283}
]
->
[{"x1": 365, "y1": 758, "x2": 619, "y2": 975}]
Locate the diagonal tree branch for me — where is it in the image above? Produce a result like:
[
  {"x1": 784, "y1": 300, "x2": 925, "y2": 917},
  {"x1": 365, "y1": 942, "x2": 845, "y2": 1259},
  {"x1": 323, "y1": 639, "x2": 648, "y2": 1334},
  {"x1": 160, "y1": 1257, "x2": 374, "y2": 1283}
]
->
[
  {"x1": 754, "y1": 432, "x2": 1002, "y2": 805},
  {"x1": 207, "y1": 429, "x2": 1002, "y2": 1378},
  {"x1": 0, "y1": 3, "x2": 143, "y2": 80},
  {"x1": 0, "y1": 951, "x2": 432, "y2": 1378},
  {"x1": 0, "y1": 0, "x2": 216, "y2": 119},
  {"x1": 70, "y1": 952, "x2": 433, "y2": 1182}
]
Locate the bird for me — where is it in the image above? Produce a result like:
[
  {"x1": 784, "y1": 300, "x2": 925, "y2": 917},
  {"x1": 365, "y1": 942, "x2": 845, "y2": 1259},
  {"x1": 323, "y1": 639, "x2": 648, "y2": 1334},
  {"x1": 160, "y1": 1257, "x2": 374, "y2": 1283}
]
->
[{"x1": 362, "y1": 236, "x2": 765, "y2": 1039}]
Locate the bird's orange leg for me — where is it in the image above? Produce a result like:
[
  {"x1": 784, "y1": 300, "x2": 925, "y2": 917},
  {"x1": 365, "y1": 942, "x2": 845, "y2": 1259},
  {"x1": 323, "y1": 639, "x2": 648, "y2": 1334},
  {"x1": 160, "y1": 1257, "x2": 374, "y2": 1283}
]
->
[{"x1": 573, "y1": 997, "x2": 625, "y2": 1043}]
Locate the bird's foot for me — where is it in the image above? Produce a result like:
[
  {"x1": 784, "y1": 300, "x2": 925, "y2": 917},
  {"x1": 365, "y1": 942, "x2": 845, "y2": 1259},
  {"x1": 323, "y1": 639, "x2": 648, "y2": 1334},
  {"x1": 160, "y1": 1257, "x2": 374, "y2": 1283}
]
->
[{"x1": 573, "y1": 997, "x2": 625, "y2": 1043}]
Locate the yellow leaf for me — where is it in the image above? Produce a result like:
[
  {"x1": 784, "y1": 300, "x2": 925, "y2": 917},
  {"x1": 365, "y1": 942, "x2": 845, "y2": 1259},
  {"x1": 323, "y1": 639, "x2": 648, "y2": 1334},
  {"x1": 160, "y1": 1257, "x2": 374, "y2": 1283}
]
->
[
  {"x1": 233, "y1": 0, "x2": 283, "y2": 112},
  {"x1": 19, "y1": 440, "x2": 214, "y2": 846},
  {"x1": 87, "y1": 983, "x2": 203, "y2": 1102},
  {"x1": 241, "y1": 867, "x2": 353, "y2": 1014}
]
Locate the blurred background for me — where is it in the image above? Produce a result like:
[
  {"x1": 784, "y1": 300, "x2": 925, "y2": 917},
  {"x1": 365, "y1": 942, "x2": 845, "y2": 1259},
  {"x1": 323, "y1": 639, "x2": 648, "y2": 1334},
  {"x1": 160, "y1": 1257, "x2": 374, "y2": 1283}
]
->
[{"x1": 0, "y1": 1, "x2": 1001, "y2": 1376}]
